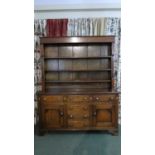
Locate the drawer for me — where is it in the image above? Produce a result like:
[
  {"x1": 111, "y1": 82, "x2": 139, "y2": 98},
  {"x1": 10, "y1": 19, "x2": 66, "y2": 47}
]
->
[
  {"x1": 67, "y1": 111, "x2": 90, "y2": 119},
  {"x1": 93, "y1": 95, "x2": 116, "y2": 102},
  {"x1": 67, "y1": 103, "x2": 89, "y2": 110},
  {"x1": 67, "y1": 104, "x2": 90, "y2": 119},
  {"x1": 41, "y1": 95, "x2": 63, "y2": 103},
  {"x1": 94, "y1": 103, "x2": 113, "y2": 109},
  {"x1": 68, "y1": 120, "x2": 90, "y2": 128},
  {"x1": 68, "y1": 95, "x2": 91, "y2": 102}
]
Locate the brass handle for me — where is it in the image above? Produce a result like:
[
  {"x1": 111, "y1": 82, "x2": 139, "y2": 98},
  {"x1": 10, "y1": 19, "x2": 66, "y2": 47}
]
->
[
  {"x1": 84, "y1": 97, "x2": 87, "y2": 100},
  {"x1": 43, "y1": 97, "x2": 46, "y2": 101},
  {"x1": 89, "y1": 97, "x2": 93, "y2": 100},
  {"x1": 93, "y1": 112, "x2": 96, "y2": 116},
  {"x1": 63, "y1": 97, "x2": 67, "y2": 101},
  {"x1": 60, "y1": 111, "x2": 64, "y2": 116},
  {"x1": 69, "y1": 115, "x2": 73, "y2": 118},
  {"x1": 108, "y1": 97, "x2": 114, "y2": 102},
  {"x1": 110, "y1": 97, "x2": 114, "y2": 100},
  {"x1": 83, "y1": 115, "x2": 88, "y2": 118},
  {"x1": 96, "y1": 97, "x2": 99, "y2": 100},
  {"x1": 83, "y1": 107, "x2": 88, "y2": 110}
]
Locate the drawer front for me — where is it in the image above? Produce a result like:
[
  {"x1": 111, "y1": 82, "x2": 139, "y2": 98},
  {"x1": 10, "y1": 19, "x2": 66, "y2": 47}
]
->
[
  {"x1": 67, "y1": 104, "x2": 90, "y2": 119},
  {"x1": 93, "y1": 95, "x2": 117, "y2": 102},
  {"x1": 41, "y1": 95, "x2": 63, "y2": 103},
  {"x1": 68, "y1": 120, "x2": 90, "y2": 128},
  {"x1": 67, "y1": 111, "x2": 90, "y2": 119},
  {"x1": 68, "y1": 95, "x2": 91, "y2": 102}
]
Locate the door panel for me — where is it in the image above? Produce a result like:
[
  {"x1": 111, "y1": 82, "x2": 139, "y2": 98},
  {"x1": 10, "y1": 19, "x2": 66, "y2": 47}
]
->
[
  {"x1": 92, "y1": 103, "x2": 115, "y2": 128},
  {"x1": 42, "y1": 105, "x2": 64, "y2": 129}
]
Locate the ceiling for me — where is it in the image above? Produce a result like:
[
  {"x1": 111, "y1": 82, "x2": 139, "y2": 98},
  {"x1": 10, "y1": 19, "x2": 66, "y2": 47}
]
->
[{"x1": 34, "y1": 0, "x2": 120, "y2": 5}]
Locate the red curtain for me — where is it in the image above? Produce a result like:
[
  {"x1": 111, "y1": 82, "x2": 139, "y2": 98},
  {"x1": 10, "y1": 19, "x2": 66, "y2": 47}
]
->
[{"x1": 47, "y1": 19, "x2": 68, "y2": 37}]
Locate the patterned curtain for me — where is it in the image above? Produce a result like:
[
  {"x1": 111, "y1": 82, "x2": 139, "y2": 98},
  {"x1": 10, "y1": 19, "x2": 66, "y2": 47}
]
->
[
  {"x1": 67, "y1": 18, "x2": 106, "y2": 36},
  {"x1": 104, "y1": 18, "x2": 121, "y2": 123},
  {"x1": 34, "y1": 18, "x2": 121, "y2": 124},
  {"x1": 34, "y1": 19, "x2": 47, "y2": 124},
  {"x1": 104, "y1": 18, "x2": 121, "y2": 92}
]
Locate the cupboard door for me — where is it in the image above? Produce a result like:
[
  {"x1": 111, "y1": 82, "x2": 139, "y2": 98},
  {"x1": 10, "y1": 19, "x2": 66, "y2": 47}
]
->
[
  {"x1": 42, "y1": 105, "x2": 64, "y2": 129},
  {"x1": 92, "y1": 104, "x2": 116, "y2": 128}
]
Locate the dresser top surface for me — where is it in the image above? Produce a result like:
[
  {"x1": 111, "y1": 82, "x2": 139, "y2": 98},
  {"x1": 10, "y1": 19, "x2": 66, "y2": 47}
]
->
[{"x1": 40, "y1": 36, "x2": 115, "y2": 44}]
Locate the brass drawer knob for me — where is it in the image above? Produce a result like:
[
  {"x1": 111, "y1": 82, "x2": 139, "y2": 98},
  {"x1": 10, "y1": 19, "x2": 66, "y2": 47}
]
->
[
  {"x1": 83, "y1": 115, "x2": 88, "y2": 118},
  {"x1": 110, "y1": 97, "x2": 114, "y2": 100},
  {"x1": 60, "y1": 111, "x2": 64, "y2": 116},
  {"x1": 93, "y1": 112, "x2": 97, "y2": 116},
  {"x1": 69, "y1": 115, "x2": 73, "y2": 118},
  {"x1": 84, "y1": 97, "x2": 87, "y2": 100},
  {"x1": 63, "y1": 97, "x2": 67, "y2": 101},
  {"x1": 89, "y1": 97, "x2": 93, "y2": 100},
  {"x1": 96, "y1": 97, "x2": 99, "y2": 100},
  {"x1": 83, "y1": 107, "x2": 88, "y2": 110},
  {"x1": 43, "y1": 97, "x2": 46, "y2": 101}
]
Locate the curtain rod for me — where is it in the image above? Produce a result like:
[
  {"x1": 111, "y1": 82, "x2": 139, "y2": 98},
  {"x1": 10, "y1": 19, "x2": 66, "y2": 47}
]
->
[{"x1": 34, "y1": 3, "x2": 121, "y2": 12}]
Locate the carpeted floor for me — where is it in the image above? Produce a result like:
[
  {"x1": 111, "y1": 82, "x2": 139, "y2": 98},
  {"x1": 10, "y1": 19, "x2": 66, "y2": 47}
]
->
[{"x1": 34, "y1": 126, "x2": 121, "y2": 155}]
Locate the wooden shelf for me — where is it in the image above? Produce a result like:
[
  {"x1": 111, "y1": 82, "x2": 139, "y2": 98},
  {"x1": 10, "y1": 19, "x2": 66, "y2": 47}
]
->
[
  {"x1": 45, "y1": 69, "x2": 111, "y2": 72},
  {"x1": 45, "y1": 88, "x2": 112, "y2": 93},
  {"x1": 46, "y1": 86, "x2": 110, "y2": 89},
  {"x1": 40, "y1": 36, "x2": 115, "y2": 44},
  {"x1": 45, "y1": 80, "x2": 111, "y2": 83},
  {"x1": 44, "y1": 56, "x2": 112, "y2": 59}
]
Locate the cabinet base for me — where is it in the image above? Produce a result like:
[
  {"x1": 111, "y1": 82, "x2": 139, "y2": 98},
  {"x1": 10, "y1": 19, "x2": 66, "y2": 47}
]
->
[
  {"x1": 108, "y1": 129, "x2": 119, "y2": 136},
  {"x1": 37, "y1": 128, "x2": 118, "y2": 136}
]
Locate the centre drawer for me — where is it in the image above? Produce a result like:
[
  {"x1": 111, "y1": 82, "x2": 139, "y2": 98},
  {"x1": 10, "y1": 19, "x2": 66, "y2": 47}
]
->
[
  {"x1": 68, "y1": 95, "x2": 90, "y2": 102},
  {"x1": 67, "y1": 103, "x2": 90, "y2": 119},
  {"x1": 68, "y1": 120, "x2": 90, "y2": 128}
]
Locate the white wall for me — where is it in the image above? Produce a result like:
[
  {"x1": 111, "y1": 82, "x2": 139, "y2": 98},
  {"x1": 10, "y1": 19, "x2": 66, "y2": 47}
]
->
[
  {"x1": 34, "y1": 0, "x2": 120, "y2": 19},
  {"x1": 35, "y1": 0, "x2": 120, "y2": 5}
]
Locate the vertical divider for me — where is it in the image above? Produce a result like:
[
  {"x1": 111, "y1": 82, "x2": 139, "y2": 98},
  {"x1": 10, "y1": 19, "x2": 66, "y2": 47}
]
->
[
  {"x1": 86, "y1": 44, "x2": 88, "y2": 80},
  {"x1": 99, "y1": 44, "x2": 102, "y2": 87},
  {"x1": 110, "y1": 42, "x2": 114, "y2": 91},
  {"x1": 40, "y1": 44, "x2": 45, "y2": 92},
  {"x1": 58, "y1": 45, "x2": 60, "y2": 81},
  {"x1": 99, "y1": 44, "x2": 101, "y2": 70},
  {"x1": 71, "y1": 45, "x2": 73, "y2": 82}
]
